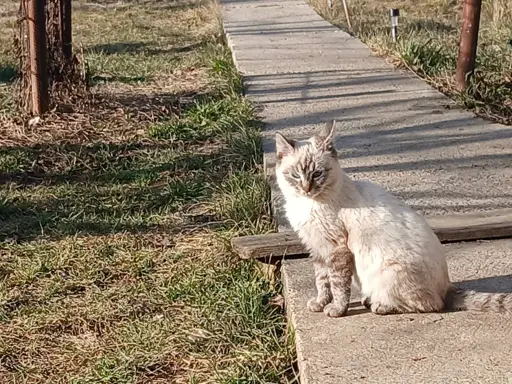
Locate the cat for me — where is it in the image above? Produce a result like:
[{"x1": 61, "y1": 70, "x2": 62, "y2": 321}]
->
[{"x1": 275, "y1": 120, "x2": 512, "y2": 317}]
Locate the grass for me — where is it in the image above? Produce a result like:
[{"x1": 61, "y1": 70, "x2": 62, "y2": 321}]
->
[
  {"x1": 0, "y1": 0, "x2": 297, "y2": 382},
  {"x1": 309, "y1": 0, "x2": 512, "y2": 124}
]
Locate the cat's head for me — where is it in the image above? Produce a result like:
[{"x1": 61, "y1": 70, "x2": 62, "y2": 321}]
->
[{"x1": 275, "y1": 120, "x2": 339, "y2": 198}]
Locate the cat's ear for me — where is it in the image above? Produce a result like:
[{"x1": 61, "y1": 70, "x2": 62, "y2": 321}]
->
[
  {"x1": 317, "y1": 120, "x2": 336, "y2": 150},
  {"x1": 275, "y1": 133, "x2": 295, "y2": 160}
]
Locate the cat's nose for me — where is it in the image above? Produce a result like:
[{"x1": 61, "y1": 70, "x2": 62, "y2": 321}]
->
[{"x1": 303, "y1": 181, "x2": 311, "y2": 193}]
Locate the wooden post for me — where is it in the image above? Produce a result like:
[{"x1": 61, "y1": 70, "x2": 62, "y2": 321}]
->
[
  {"x1": 455, "y1": 0, "x2": 482, "y2": 92},
  {"x1": 59, "y1": 0, "x2": 72, "y2": 61},
  {"x1": 27, "y1": 0, "x2": 49, "y2": 115},
  {"x1": 342, "y1": 0, "x2": 353, "y2": 32}
]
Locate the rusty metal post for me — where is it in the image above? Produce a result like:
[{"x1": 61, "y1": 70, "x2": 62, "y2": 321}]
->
[
  {"x1": 455, "y1": 0, "x2": 482, "y2": 92},
  {"x1": 59, "y1": 0, "x2": 72, "y2": 61},
  {"x1": 27, "y1": 0, "x2": 49, "y2": 114}
]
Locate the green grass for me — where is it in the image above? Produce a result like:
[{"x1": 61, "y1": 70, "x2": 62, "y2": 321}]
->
[
  {"x1": 0, "y1": 0, "x2": 297, "y2": 382},
  {"x1": 310, "y1": 0, "x2": 512, "y2": 124}
]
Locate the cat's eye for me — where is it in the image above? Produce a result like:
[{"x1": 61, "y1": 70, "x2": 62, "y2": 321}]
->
[
  {"x1": 312, "y1": 170, "x2": 323, "y2": 179},
  {"x1": 290, "y1": 172, "x2": 300, "y2": 180}
]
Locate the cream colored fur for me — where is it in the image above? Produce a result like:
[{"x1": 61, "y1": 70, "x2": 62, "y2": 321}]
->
[{"x1": 275, "y1": 121, "x2": 512, "y2": 316}]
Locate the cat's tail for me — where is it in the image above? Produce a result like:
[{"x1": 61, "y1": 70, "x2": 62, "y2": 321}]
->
[{"x1": 444, "y1": 286, "x2": 512, "y2": 313}]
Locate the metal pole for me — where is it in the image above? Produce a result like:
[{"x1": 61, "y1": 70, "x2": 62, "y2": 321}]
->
[
  {"x1": 59, "y1": 0, "x2": 72, "y2": 61},
  {"x1": 27, "y1": 0, "x2": 49, "y2": 115},
  {"x1": 455, "y1": 0, "x2": 482, "y2": 92}
]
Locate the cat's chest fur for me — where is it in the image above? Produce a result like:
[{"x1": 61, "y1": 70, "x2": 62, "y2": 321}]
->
[{"x1": 284, "y1": 195, "x2": 342, "y2": 259}]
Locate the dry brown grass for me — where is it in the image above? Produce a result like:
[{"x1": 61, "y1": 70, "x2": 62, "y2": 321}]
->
[
  {"x1": 0, "y1": 0, "x2": 220, "y2": 146},
  {"x1": 0, "y1": 1, "x2": 297, "y2": 383},
  {"x1": 1, "y1": 231, "x2": 295, "y2": 383}
]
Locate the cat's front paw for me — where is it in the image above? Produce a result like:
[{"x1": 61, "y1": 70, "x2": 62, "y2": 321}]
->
[
  {"x1": 307, "y1": 297, "x2": 326, "y2": 312},
  {"x1": 370, "y1": 302, "x2": 399, "y2": 315},
  {"x1": 323, "y1": 303, "x2": 348, "y2": 318}
]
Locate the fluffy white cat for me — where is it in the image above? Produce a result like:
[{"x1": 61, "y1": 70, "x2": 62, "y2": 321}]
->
[{"x1": 275, "y1": 120, "x2": 511, "y2": 317}]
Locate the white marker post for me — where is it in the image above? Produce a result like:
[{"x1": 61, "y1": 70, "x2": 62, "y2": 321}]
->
[{"x1": 389, "y1": 8, "x2": 400, "y2": 42}]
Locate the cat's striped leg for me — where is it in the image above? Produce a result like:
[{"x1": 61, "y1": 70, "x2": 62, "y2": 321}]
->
[
  {"x1": 323, "y1": 246, "x2": 354, "y2": 318},
  {"x1": 307, "y1": 260, "x2": 332, "y2": 312}
]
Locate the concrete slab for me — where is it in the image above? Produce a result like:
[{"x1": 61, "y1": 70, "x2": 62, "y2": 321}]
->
[
  {"x1": 221, "y1": 0, "x2": 512, "y2": 219},
  {"x1": 221, "y1": 1, "x2": 512, "y2": 383},
  {"x1": 282, "y1": 239, "x2": 512, "y2": 384}
]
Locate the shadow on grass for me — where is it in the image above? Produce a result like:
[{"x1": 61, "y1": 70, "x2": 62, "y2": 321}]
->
[
  {"x1": 0, "y1": 142, "x2": 216, "y2": 185},
  {"x1": 85, "y1": 41, "x2": 204, "y2": 56},
  {"x1": 0, "y1": 147, "x2": 234, "y2": 242},
  {"x1": 94, "y1": 90, "x2": 191, "y2": 117},
  {"x1": 91, "y1": 74, "x2": 151, "y2": 84},
  {"x1": 0, "y1": 63, "x2": 17, "y2": 84},
  {"x1": 407, "y1": 19, "x2": 457, "y2": 34},
  {"x1": 0, "y1": 171, "x2": 208, "y2": 241},
  {"x1": 0, "y1": 91, "x2": 260, "y2": 243},
  {"x1": 0, "y1": 131, "x2": 257, "y2": 242},
  {"x1": 76, "y1": 0, "x2": 202, "y2": 12}
]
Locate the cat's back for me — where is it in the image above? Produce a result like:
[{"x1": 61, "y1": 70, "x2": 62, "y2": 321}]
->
[
  {"x1": 347, "y1": 180, "x2": 440, "y2": 251},
  {"x1": 353, "y1": 180, "x2": 420, "y2": 218},
  {"x1": 354, "y1": 180, "x2": 405, "y2": 209},
  {"x1": 348, "y1": 180, "x2": 449, "y2": 300}
]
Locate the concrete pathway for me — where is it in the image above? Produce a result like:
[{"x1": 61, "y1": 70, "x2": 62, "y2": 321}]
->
[
  {"x1": 222, "y1": 0, "x2": 512, "y2": 218},
  {"x1": 283, "y1": 239, "x2": 512, "y2": 384},
  {"x1": 221, "y1": 0, "x2": 512, "y2": 382}
]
